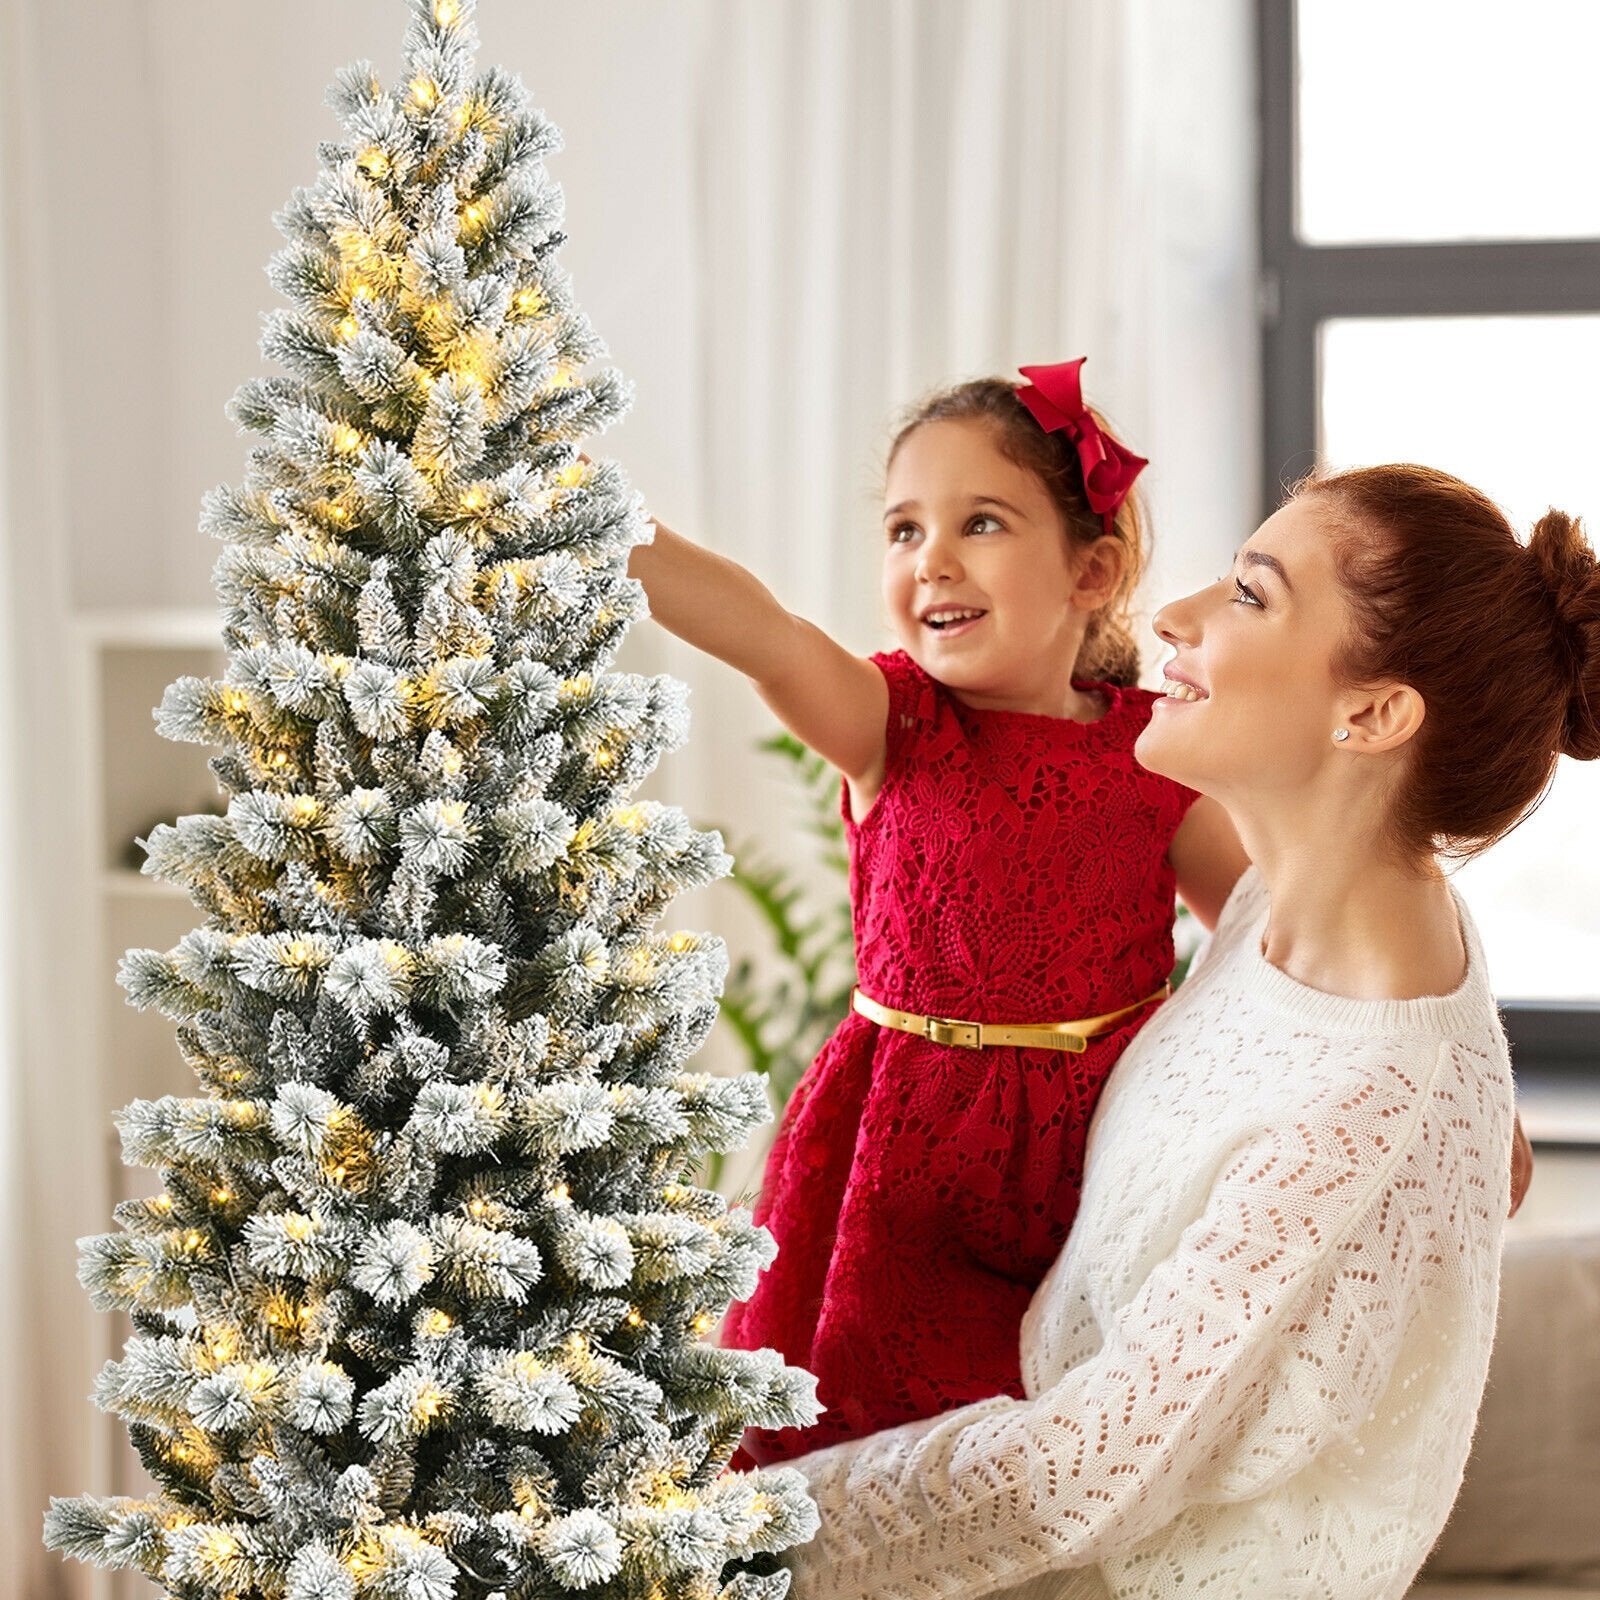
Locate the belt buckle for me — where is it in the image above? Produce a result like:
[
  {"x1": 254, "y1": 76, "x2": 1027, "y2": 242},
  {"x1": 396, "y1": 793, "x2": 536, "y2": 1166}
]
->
[{"x1": 925, "y1": 1015, "x2": 981, "y2": 1049}]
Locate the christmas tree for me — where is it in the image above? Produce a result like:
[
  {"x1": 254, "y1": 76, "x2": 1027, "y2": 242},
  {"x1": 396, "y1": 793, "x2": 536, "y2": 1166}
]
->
[{"x1": 43, "y1": 4, "x2": 820, "y2": 1596}]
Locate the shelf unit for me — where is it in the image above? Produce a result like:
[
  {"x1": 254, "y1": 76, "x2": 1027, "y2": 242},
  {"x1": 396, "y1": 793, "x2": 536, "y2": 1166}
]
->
[{"x1": 74, "y1": 608, "x2": 226, "y2": 1587}]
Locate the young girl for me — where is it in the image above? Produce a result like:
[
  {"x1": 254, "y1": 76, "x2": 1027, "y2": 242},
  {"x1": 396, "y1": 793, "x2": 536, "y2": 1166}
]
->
[{"x1": 629, "y1": 359, "x2": 1250, "y2": 1464}]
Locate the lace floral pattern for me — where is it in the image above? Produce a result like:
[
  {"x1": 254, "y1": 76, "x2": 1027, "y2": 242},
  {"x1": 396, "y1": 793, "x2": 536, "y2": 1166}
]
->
[
  {"x1": 782, "y1": 868, "x2": 1514, "y2": 1600},
  {"x1": 721, "y1": 650, "x2": 1197, "y2": 1463}
]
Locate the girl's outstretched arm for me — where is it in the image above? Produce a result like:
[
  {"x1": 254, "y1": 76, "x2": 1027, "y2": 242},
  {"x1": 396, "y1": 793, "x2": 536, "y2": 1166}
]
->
[
  {"x1": 1168, "y1": 795, "x2": 1250, "y2": 930},
  {"x1": 631, "y1": 518, "x2": 889, "y2": 787}
]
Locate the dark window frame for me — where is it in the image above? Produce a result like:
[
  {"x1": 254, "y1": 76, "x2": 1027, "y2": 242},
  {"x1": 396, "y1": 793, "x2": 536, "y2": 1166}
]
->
[{"x1": 1257, "y1": 0, "x2": 1600, "y2": 1093}]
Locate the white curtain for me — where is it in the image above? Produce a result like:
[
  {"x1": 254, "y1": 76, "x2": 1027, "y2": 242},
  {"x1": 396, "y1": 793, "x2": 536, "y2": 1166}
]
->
[
  {"x1": 0, "y1": 7, "x2": 1256, "y2": 1597},
  {"x1": 2, "y1": 2, "x2": 113, "y2": 1597},
  {"x1": 683, "y1": 0, "x2": 1259, "y2": 666}
]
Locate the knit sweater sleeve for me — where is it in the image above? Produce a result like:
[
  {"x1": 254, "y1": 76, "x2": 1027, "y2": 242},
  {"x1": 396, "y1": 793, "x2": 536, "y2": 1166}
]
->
[{"x1": 782, "y1": 1036, "x2": 1500, "y2": 1600}]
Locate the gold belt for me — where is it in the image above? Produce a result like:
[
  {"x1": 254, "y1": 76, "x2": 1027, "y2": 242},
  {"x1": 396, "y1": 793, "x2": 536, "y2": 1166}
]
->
[{"x1": 850, "y1": 983, "x2": 1170, "y2": 1053}]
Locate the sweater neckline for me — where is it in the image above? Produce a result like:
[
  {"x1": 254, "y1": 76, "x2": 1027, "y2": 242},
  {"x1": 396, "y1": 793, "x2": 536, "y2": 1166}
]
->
[{"x1": 1232, "y1": 866, "x2": 1492, "y2": 1038}]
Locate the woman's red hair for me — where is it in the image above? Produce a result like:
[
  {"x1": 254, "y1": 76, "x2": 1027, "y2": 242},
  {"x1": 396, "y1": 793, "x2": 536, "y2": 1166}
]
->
[{"x1": 1298, "y1": 464, "x2": 1600, "y2": 862}]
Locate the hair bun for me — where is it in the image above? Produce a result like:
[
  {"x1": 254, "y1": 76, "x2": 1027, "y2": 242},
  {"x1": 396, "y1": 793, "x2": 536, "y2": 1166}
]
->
[
  {"x1": 1529, "y1": 510, "x2": 1598, "y2": 621},
  {"x1": 1528, "y1": 509, "x2": 1600, "y2": 759}
]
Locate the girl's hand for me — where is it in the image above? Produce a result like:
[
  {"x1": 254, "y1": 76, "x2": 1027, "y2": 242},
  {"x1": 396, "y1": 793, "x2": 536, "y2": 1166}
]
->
[{"x1": 1509, "y1": 1113, "x2": 1534, "y2": 1218}]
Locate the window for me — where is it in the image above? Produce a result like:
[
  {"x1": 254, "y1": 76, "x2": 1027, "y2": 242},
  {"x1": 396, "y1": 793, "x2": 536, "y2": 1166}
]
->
[{"x1": 1259, "y1": 0, "x2": 1600, "y2": 1088}]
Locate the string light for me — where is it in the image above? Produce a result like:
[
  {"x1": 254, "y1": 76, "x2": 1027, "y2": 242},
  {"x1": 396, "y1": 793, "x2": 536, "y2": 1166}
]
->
[
  {"x1": 204, "y1": 1325, "x2": 240, "y2": 1362},
  {"x1": 202, "y1": 1532, "x2": 239, "y2": 1563},
  {"x1": 265, "y1": 1296, "x2": 299, "y2": 1330},
  {"x1": 420, "y1": 1309, "x2": 453, "y2": 1336},
  {"x1": 513, "y1": 287, "x2": 544, "y2": 317},
  {"x1": 410, "y1": 76, "x2": 439, "y2": 108},
  {"x1": 669, "y1": 933, "x2": 695, "y2": 953},
  {"x1": 691, "y1": 1312, "x2": 714, "y2": 1336},
  {"x1": 336, "y1": 316, "x2": 360, "y2": 341},
  {"x1": 332, "y1": 425, "x2": 362, "y2": 454},
  {"x1": 625, "y1": 1308, "x2": 643, "y2": 1327},
  {"x1": 556, "y1": 463, "x2": 586, "y2": 489},
  {"x1": 357, "y1": 148, "x2": 390, "y2": 180},
  {"x1": 435, "y1": 0, "x2": 459, "y2": 23},
  {"x1": 212, "y1": 1187, "x2": 232, "y2": 1205},
  {"x1": 548, "y1": 1183, "x2": 570, "y2": 1205}
]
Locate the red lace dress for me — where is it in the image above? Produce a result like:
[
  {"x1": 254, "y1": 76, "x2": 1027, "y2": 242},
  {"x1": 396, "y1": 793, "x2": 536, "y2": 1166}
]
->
[{"x1": 720, "y1": 649, "x2": 1198, "y2": 1465}]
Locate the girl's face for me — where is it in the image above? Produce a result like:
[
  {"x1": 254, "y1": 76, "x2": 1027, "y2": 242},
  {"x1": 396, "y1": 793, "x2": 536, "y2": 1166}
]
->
[
  {"x1": 882, "y1": 418, "x2": 1099, "y2": 698},
  {"x1": 1135, "y1": 497, "x2": 1360, "y2": 802}
]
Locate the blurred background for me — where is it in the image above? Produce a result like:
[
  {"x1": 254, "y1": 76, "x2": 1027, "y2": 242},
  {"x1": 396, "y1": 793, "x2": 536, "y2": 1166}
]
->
[{"x1": 0, "y1": 3, "x2": 1594, "y2": 1598}]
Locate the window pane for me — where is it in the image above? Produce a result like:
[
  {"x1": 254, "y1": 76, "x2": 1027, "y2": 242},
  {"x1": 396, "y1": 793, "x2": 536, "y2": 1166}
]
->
[
  {"x1": 1319, "y1": 314, "x2": 1600, "y2": 1000},
  {"x1": 1297, "y1": 0, "x2": 1600, "y2": 244},
  {"x1": 1320, "y1": 316, "x2": 1600, "y2": 530}
]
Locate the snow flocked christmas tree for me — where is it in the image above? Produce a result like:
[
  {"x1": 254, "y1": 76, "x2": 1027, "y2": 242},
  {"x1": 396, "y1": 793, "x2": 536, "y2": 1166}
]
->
[{"x1": 44, "y1": 4, "x2": 820, "y2": 1597}]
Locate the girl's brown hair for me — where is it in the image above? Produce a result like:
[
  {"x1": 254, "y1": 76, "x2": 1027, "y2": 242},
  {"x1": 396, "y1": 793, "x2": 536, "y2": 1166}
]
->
[
  {"x1": 888, "y1": 378, "x2": 1149, "y2": 686},
  {"x1": 1297, "y1": 463, "x2": 1600, "y2": 861}
]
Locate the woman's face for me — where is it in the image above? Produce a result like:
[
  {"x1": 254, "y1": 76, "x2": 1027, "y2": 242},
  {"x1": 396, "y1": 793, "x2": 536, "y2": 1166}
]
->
[
  {"x1": 881, "y1": 418, "x2": 1089, "y2": 695},
  {"x1": 1135, "y1": 496, "x2": 1360, "y2": 802}
]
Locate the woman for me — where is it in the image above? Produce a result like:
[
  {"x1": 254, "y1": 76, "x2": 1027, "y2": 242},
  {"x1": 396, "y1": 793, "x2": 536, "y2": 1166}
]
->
[{"x1": 779, "y1": 464, "x2": 1593, "y2": 1600}]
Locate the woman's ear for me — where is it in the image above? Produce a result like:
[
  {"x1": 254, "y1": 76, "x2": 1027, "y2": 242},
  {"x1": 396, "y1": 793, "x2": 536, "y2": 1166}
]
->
[
  {"x1": 1338, "y1": 682, "x2": 1426, "y2": 754},
  {"x1": 1069, "y1": 534, "x2": 1126, "y2": 614}
]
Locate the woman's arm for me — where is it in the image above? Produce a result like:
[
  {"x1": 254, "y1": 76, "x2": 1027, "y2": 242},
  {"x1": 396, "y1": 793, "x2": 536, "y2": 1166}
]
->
[
  {"x1": 1168, "y1": 795, "x2": 1250, "y2": 930},
  {"x1": 629, "y1": 519, "x2": 888, "y2": 786},
  {"x1": 782, "y1": 1038, "x2": 1506, "y2": 1599}
]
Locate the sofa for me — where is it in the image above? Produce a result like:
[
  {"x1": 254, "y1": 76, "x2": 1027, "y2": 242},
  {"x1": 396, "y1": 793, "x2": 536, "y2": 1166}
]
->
[{"x1": 1410, "y1": 1227, "x2": 1600, "y2": 1596}]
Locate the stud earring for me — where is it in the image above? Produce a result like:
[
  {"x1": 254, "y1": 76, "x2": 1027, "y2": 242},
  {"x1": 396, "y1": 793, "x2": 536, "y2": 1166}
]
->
[{"x1": 1332, "y1": 728, "x2": 1350, "y2": 743}]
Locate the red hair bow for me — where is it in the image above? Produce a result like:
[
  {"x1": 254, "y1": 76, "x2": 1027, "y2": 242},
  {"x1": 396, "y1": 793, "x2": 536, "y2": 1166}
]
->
[{"x1": 1015, "y1": 358, "x2": 1147, "y2": 530}]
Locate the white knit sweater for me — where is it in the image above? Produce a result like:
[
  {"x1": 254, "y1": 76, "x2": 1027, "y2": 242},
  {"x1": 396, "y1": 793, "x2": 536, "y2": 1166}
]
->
[{"x1": 782, "y1": 867, "x2": 1514, "y2": 1600}]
